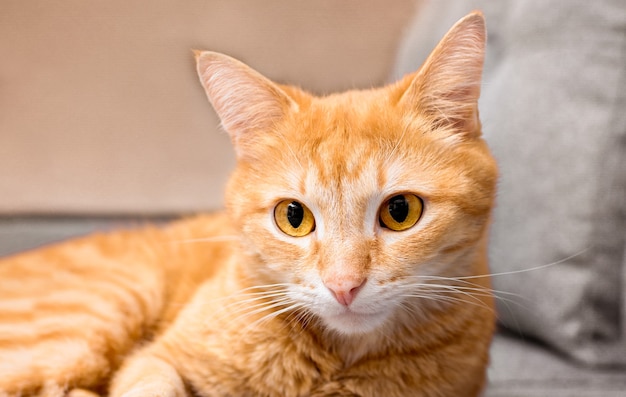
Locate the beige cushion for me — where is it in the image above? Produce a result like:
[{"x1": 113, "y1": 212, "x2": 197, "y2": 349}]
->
[{"x1": 0, "y1": 0, "x2": 416, "y2": 214}]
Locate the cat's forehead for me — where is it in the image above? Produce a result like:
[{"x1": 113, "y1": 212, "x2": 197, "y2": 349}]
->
[
  {"x1": 293, "y1": 91, "x2": 406, "y2": 162},
  {"x1": 291, "y1": 97, "x2": 388, "y2": 180},
  {"x1": 278, "y1": 92, "x2": 433, "y2": 204},
  {"x1": 248, "y1": 86, "x2": 484, "y2": 211}
]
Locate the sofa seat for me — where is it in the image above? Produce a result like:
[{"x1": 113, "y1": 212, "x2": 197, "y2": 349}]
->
[{"x1": 486, "y1": 332, "x2": 626, "y2": 397}]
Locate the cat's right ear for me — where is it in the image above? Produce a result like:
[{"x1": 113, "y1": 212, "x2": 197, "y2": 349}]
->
[
  {"x1": 396, "y1": 11, "x2": 486, "y2": 139},
  {"x1": 195, "y1": 51, "x2": 298, "y2": 158}
]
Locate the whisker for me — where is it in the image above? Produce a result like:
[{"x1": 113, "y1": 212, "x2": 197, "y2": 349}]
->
[
  {"x1": 207, "y1": 284, "x2": 293, "y2": 305},
  {"x1": 446, "y1": 248, "x2": 590, "y2": 281},
  {"x1": 401, "y1": 277, "x2": 528, "y2": 316},
  {"x1": 205, "y1": 298, "x2": 288, "y2": 329},
  {"x1": 230, "y1": 283, "x2": 295, "y2": 294},
  {"x1": 298, "y1": 310, "x2": 317, "y2": 330},
  {"x1": 414, "y1": 284, "x2": 505, "y2": 311},
  {"x1": 240, "y1": 302, "x2": 305, "y2": 334},
  {"x1": 399, "y1": 286, "x2": 497, "y2": 314},
  {"x1": 399, "y1": 291, "x2": 465, "y2": 305},
  {"x1": 290, "y1": 306, "x2": 318, "y2": 331},
  {"x1": 409, "y1": 275, "x2": 527, "y2": 300},
  {"x1": 233, "y1": 283, "x2": 293, "y2": 295},
  {"x1": 221, "y1": 293, "x2": 292, "y2": 311},
  {"x1": 219, "y1": 295, "x2": 292, "y2": 316},
  {"x1": 193, "y1": 283, "x2": 295, "y2": 325},
  {"x1": 406, "y1": 293, "x2": 496, "y2": 314},
  {"x1": 403, "y1": 277, "x2": 530, "y2": 334},
  {"x1": 396, "y1": 290, "x2": 496, "y2": 322},
  {"x1": 395, "y1": 248, "x2": 589, "y2": 325},
  {"x1": 401, "y1": 279, "x2": 536, "y2": 328},
  {"x1": 165, "y1": 283, "x2": 293, "y2": 309}
]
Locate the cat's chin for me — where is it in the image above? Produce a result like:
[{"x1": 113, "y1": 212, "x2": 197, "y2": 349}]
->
[{"x1": 321, "y1": 310, "x2": 389, "y2": 335}]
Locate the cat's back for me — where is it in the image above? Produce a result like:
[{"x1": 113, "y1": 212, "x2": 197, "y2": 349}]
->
[{"x1": 0, "y1": 212, "x2": 234, "y2": 394}]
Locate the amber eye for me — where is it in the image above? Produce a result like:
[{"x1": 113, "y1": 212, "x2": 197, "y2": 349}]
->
[
  {"x1": 274, "y1": 200, "x2": 316, "y2": 237},
  {"x1": 379, "y1": 194, "x2": 423, "y2": 231}
]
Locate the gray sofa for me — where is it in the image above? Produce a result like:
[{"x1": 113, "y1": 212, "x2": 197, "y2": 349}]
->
[{"x1": 2, "y1": 1, "x2": 625, "y2": 395}]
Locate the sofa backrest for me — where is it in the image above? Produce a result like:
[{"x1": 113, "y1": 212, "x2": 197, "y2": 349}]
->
[{"x1": 0, "y1": 0, "x2": 416, "y2": 215}]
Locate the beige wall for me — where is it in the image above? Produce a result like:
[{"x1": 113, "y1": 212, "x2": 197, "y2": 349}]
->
[{"x1": 0, "y1": 0, "x2": 416, "y2": 215}]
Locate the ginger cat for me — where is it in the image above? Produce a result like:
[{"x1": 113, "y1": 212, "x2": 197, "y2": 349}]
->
[{"x1": 0, "y1": 12, "x2": 497, "y2": 397}]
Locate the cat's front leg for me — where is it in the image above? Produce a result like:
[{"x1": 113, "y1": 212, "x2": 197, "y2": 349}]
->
[{"x1": 109, "y1": 354, "x2": 188, "y2": 397}]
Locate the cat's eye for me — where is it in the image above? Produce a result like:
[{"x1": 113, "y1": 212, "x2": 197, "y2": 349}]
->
[
  {"x1": 274, "y1": 200, "x2": 316, "y2": 237},
  {"x1": 379, "y1": 194, "x2": 423, "y2": 231}
]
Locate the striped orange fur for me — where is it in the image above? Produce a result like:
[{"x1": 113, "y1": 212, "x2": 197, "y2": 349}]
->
[{"x1": 0, "y1": 12, "x2": 497, "y2": 397}]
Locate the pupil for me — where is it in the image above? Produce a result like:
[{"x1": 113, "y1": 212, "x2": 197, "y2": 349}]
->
[
  {"x1": 388, "y1": 195, "x2": 409, "y2": 223},
  {"x1": 287, "y1": 202, "x2": 304, "y2": 228}
]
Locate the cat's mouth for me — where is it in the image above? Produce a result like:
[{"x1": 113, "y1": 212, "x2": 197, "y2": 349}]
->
[{"x1": 322, "y1": 308, "x2": 389, "y2": 335}]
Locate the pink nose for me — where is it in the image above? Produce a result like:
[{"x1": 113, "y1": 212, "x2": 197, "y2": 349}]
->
[{"x1": 324, "y1": 277, "x2": 367, "y2": 306}]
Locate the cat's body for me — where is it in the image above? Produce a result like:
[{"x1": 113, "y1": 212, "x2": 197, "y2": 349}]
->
[{"x1": 0, "y1": 12, "x2": 497, "y2": 397}]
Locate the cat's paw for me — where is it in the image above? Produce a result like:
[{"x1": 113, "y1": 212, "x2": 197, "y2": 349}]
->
[
  {"x1": 66, "y1": 389, "x2": 101, "y2": 397},
  {"x1": 115, "y1": 383, "x2": 185, "y2": 397},
  {"x1": 110, "y1": 355, "x2": 187, "y2": 397},
  {"x1": 0, "y1": 340, "x2": 109, "y2": 397}
]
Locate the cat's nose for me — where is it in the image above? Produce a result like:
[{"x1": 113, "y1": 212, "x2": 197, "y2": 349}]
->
[{"x1": 324, "y1": 277, "x2": 367, "y2": 306}]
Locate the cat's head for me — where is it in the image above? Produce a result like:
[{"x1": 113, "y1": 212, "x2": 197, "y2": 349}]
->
[{"x1": 196, "y1": 12, "x2": 497, "y2": 335}]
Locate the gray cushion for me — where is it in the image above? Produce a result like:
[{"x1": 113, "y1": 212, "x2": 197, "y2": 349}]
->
[
  {"x1": 486, "y1": 332, "x2": 626, "y2": 396},
  {"x1": 393, "y1": 0, "x2": 626, "y2": 366}
]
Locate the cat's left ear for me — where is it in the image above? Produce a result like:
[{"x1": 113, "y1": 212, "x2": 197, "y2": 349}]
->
[
  {"x1": 398, "y1": 11, "x2": 486, "y2": 138},
  {"x1": 195, "y1": 51, "x2": 298, "y2": 158}
]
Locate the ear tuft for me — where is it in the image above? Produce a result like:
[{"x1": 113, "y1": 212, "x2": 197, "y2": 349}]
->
[
  {"x1": 399, "y1": 11, "x2": 486, "y2": 138},
  {"x1": 195, "y1": 51, "x2": 297, "y2": 157}
]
